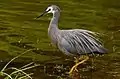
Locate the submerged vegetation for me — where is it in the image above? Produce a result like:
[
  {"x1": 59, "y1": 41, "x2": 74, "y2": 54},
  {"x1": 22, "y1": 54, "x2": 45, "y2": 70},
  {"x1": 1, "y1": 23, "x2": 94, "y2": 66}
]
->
[{"x1": 0, "y1": 49, "x2": 40, "y2": 79}]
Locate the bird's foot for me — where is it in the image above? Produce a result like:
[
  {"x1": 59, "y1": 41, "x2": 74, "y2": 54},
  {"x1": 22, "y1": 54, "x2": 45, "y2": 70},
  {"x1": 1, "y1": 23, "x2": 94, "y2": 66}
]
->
[{"x1": 69, "y1": 56, "x2": 89, "y2": 76}]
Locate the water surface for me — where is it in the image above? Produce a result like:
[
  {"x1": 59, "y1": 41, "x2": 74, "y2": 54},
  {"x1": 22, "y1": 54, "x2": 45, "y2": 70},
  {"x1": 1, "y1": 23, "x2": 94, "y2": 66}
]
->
[{"x1": 0, "y1": 0, "x2": 120, "y2": 79}]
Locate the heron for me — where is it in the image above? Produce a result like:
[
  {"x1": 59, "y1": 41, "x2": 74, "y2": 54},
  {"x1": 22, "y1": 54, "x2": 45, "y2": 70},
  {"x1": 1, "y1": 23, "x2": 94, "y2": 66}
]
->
[{"x1": 36, "y1": 5, "x2": 108, "y2": 75}]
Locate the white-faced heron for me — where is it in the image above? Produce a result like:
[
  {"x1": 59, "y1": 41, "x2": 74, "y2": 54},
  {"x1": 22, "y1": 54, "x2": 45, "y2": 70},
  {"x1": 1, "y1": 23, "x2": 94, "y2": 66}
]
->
[{"x1": 37, "y1": 5, "x2": 108, "y2": 75}]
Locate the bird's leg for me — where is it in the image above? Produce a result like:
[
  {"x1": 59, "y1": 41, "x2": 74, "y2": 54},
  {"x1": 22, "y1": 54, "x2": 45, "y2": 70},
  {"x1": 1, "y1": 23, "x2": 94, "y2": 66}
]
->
[
  {"x1": 75, "y1": 56, "x2": 89, "y2": 72},
  {"x1": 73, "y1": 56, "x2": 80, "y2": 72},
  {"x1": 69, "y1": 56, "x2": 89, "y2": 75},
  {"x1": 74, "y1": 57, "x2": 79, "y2": 63}
]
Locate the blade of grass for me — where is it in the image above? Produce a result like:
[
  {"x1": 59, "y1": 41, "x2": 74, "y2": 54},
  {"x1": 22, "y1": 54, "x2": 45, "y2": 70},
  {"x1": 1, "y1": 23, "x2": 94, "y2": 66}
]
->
[
  {"x1": 9, "y1": 67, "x2": 33, "y2": 79},
  {"x1": 18, "y1": 73, "x2": 33, "y2": 79},
  {"x1": 1, "y1": 49, "x2": 33, "y2": 72},
  {"x1": 3, "y1": 72, "x2": 13, "y2": 79},
  {"x1": 20, "y1": 62, "x2": 34, "y2": 69},
  {"x1": 9, "y1": 63, "x2": 40, "y2": 76}
]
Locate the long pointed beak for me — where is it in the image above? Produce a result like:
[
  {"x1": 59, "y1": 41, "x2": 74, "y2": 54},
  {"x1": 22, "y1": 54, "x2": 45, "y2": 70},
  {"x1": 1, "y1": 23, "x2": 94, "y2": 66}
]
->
[{"x1": 36, "y1": 11, "x2": 48, "y2": 18}]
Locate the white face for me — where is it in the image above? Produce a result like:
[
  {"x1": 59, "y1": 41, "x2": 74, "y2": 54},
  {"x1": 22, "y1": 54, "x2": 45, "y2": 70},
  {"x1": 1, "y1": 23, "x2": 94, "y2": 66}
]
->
[{"x1": 46, "y1": 7, "x2": 55, "y2": 13}]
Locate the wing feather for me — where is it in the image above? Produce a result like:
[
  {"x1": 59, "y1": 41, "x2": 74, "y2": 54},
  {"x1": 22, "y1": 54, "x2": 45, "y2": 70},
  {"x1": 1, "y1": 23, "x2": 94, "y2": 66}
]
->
[{"x1": 57, "y1": 29, "x2": 107, "y2": 55}]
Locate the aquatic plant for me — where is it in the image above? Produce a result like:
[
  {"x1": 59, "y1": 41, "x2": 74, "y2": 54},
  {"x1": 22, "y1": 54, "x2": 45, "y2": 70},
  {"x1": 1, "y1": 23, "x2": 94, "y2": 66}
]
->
[{"x1": 0, "y1": 49, "x2": 40, "y2": 79}]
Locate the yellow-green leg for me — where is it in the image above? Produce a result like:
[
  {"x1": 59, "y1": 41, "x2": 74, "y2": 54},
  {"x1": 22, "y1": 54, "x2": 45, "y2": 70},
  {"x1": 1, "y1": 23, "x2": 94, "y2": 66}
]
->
[{"x1": 69, "y1": 56, "x2": 89, "y2": 76}]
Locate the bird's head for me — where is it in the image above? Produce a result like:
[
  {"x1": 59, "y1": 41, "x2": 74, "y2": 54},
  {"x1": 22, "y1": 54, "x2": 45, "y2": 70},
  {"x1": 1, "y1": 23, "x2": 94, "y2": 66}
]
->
[{"x1": 37, "y1": 5, "x2": 60, "y2": 18}]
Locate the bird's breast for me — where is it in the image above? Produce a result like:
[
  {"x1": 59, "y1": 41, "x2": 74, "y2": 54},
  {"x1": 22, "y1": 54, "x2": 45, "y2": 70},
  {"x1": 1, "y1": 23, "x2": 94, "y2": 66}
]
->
[{"x1": 48, "y1": 28, "x2": 59, "y2": 45}]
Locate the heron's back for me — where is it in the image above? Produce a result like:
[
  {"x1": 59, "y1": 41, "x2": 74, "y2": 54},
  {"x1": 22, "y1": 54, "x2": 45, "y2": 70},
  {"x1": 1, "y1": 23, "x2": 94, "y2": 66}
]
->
[{"x1": 57, "y1": 29, "x2": 107, "y2": 56}]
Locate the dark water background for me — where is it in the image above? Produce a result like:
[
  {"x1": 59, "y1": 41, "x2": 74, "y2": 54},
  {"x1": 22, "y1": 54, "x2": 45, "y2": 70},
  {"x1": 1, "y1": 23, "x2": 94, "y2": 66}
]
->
[{"x1": 0, "y1": 0, "x2": 120, "y2": 79}]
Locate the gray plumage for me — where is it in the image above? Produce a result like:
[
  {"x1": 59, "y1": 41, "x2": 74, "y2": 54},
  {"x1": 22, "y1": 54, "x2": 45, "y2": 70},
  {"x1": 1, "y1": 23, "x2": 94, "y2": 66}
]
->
[{"x1": 38, "y1": 5, "x2": 108, "y2": 56}]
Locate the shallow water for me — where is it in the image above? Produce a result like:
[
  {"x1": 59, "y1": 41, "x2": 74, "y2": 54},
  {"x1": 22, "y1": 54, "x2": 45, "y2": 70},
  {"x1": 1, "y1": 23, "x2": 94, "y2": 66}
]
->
[{"x1": 0, "y1": 0, "x2": 120, "y2": 79}]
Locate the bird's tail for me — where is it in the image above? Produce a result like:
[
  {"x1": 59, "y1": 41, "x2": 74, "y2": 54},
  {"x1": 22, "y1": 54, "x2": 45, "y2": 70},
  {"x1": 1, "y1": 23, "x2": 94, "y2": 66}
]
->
[{"x1": 93, "y1": 47, "x2": 108, "y2": 55}]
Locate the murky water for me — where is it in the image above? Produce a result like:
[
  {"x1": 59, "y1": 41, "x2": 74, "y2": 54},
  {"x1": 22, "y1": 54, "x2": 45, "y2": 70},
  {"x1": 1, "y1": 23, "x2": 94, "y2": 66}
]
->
[{"x1": 0, "y1": 0, "x2": 120, "y2": 79}]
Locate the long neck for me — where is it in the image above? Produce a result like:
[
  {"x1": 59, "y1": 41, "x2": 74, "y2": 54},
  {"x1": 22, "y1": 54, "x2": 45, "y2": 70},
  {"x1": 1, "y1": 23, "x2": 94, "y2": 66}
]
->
[
  {"x1": 48, "y1": 11, "x2": 60, "y2": 45},
  {"x1": 49, "y1": 11, "x2": 60, "y2": 28}
]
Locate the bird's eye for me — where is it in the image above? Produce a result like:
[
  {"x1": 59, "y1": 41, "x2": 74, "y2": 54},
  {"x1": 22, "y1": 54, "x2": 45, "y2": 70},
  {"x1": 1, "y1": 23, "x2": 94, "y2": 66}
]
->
[{"x1": 48, "y1": 9, "x2": 51, "y2": 11}]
